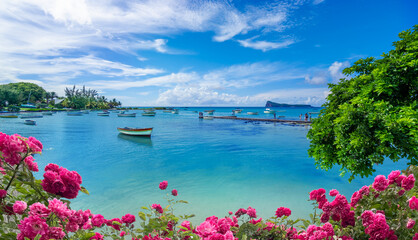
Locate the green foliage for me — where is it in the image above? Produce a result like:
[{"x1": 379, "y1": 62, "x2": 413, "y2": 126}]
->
[
  {"x1": 0, "y1": 82, "x2": 47, "y2": 105},
  {"x1": 62, "y1": 85, "x2": 121, "y2": 109},
  {"x1": 307, "y1": 25, "x2": 418, "y2": 181}
]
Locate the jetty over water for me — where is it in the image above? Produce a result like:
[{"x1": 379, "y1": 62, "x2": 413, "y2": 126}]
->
[{"x1": 208, "y1": 116, "x2": 312, "y2": 125}]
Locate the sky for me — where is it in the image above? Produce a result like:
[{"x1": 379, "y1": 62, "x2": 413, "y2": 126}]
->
[{"x1": 0, "y1": 0, "x2": 416, "y2": 106}]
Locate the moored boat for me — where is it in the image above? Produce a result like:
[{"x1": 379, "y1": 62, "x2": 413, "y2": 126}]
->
[
  {"x1": 204, "y1": 110, "x2": 215, "y2": 113},
  {"x1": 97, "y1": 112, "x2": 110, "y2": 116},
  {"x1": 118, "y1": 112, "x2": 136, "y2": 117},
  {"x1": 24, "y1": 120, "x2": 36, "y2": 125},
  {"x1": 67, "y1": 111, "x2": 83, "y2": 116},
  {"x1": 172, "y1": 109, "x2": 179, "y2": 114},
  {"x1": 20, "y1": 114, "x2": 43, "y2": 119},
  {"x1": 233, "y1": 109, "x2": 242, "y2": 113},
  {"x1": 142, "y1": 111, "x2": 156, "y2": 116},
  {"x1": 247, "y1": 112, "x2": 259, "y2": 115},
  {"x1": 42, "y1": 112, "x2": 53, "y2": 115},
  {"x1": 0, "y1": 115, "x2": 18, "y2": 118},
  {"x1": 117, "y1": 127, "x2": 153, "y2": 137},
  {"x1": 82, "y1": 110, "x2": 90, "y2": 114},
  {"x1": 264, "y1": 108, "x2": 275, "y2": 114},
  {"x1": 163, "y1": 110, "x2": 171, "y2": 113},
  {"x1": 203, "y1": 116, "x2": 214, "y2": 120}
]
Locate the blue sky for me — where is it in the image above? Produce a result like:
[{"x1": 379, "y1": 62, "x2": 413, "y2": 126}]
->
[{"x1": 0, "y1": 0, "x2": 416, "y2": 106}]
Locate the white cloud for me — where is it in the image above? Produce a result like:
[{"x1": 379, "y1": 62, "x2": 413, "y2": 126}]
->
[
  {"x1": 328, "y1": 61, "x2": 350, "y2": 82},
  {"x1": 304, "y1": 73, "x2": 327, "y2": 85},
  {"x1": 251, "y1": 88, "x2": 330, "y2": 106},
  {"x1": 237, "y1": 38, "x2": 295, "y2": 52}
]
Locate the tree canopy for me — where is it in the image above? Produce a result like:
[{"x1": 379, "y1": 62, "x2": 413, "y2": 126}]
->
[
  {"x1": 307, "y1": 25, "x2": 418, "y2": 181},
  {"x1": 0, "y1": 82, "x2": 47, "y2": 105}
]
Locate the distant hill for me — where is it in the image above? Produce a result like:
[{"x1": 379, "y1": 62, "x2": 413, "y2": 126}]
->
[{"x1": 265, "y1": 101, "x2": 312, "y2": 108}]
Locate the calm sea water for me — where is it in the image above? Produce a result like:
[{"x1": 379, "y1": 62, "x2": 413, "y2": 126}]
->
[{"x1": 0, "y1": 107, "x2": 407, "y2": 223}]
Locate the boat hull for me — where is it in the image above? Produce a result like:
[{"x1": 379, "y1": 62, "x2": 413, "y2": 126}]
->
[
  {"x1": 20, "y1": 115, "x2": 43, "y2": 119},
  {"x1": 97, "y1": 113, "x2": 110, "y2": 116},
  {"x1": 0, "y1": 115, "x2": 18, "y2": 118},
  {"x1": 24, "y1": 120, "x2": 36, "y2": 125},
  {"x1": 118, "y1": 113, "x2": 136, "y2": 117},
  {"x1": 203, "y1": 116, "x2": 214, "y2": 120},
  {"x1": 247, "y1": 112, "x2": 259, "y2": 115},
  {"x1": 67, "y1": 112, "x2": 83, "y2": 116},
  {"x1": 117, "y1": 127, "x2": 153, "y2": 136},
  {"x1": 142, "y1": 113, "x2": 156, "y2": 116}
]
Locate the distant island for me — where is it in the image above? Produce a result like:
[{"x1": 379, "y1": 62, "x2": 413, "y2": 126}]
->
[{"x1": 265, "y1": 101, "x2": 313, "y2": 108}]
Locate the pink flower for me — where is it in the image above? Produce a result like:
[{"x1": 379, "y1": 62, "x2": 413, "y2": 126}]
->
[
  {"x1": 407, "y1": 218, "x2": 415, "y2": 229},
  {"x1": 121, "y1": 213, "x2": 136, "y2": 224},
  {"x1": 249, "y1": 218, "x2": 262, "y2": 224},
  {"x1": 24, "y1": 156, "x2": 39, "y2": 172},
  {"x1": 29, "y1": 203, "x2": 50, "y2": 217},
  {"x1": 171, "y1": 189, "x2": 178, "y2": 196},
  {"x1": 246, "y1": 206, "x2": 257, "y2": 218},
  {"x1": 27, "y1": 136, "x2": 43, "y2": 153},
  {"x1": 234, "y1": 208, "x2": 247, "y2": 217},
  {"x1": 414, "y1": 233, "x2": 418, "y2": 240},
  {"x1": 179, "y1": 221, "x2": 191, "y2": 231},
  {"x1": 106, "y1": 218, "x2": 122, "y2": 231},
  {"x1": 409, "y1": 196, "x2": 418, "y2": 210},
  {"x1": 401, "y1": 174, "x2": 415, "y2": 191},
  {"x1": 0, "y1": 189, "x2": 7, "y2": 198},
  {"x1": 228, "y1": 211, "x2": 232, "y2": 215},
  {"x1": 91, "y1": 214, "x2": 105, "y2": 227},
  {"x1": 388, "y1": 170, "x2": 401, "y2": 185},
  {"x1": 372, "y1": 175, "x2": 389, "y2": 191},
  {"x1": 90, "y1": 232, "x2": 104, "y2": 240},
  {"x1": 120, "y1": 231, "x2": 126, "y2": 237},
  {"x1": 48, "y1": 198, "x2": 70, "y2": 219},
  {"x1": 275, "y1": 207, "x2": 291, "y2": 218},
  {"x1": 329, "y1": 189, "x2": 339, "y2": 197},
  {"x1": 13, "y1": 201, "x2": 27, "y2": 215},
  {"x1": 196, "y1": 220, "x2": 217, "y2": 237},
  {"x1": 159, "y1": 181, "x2": 168, "y2": 190},
  {"x1": 361, "y1": 211, "x2": 375, "y2": 227},
  {"x1": 48, "y1": 226, "x2": 65, "y2": 239},
  {"x1": 17, "y1": 215, "x2": 49, "y2": 239},
  {"x1": 152, "y1": 204, "x2": 164, "y2": 214},
  {"x1": 41, "y1": 164, "x2": 82, "y2": 199}
]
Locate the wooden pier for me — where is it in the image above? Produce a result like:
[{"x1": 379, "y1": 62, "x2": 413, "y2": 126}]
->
[{"x1": 202, "y1": 115, "x2": 312, "y2": 125}]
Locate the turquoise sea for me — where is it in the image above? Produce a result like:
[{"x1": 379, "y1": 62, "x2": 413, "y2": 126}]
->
[{"x1": 0, "y1": 107, "x2": 407, "y2": 224}]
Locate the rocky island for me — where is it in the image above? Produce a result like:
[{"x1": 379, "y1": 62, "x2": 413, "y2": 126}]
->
[{"x1": 265, "y1": 101, "x2": 313, "y2": 108}]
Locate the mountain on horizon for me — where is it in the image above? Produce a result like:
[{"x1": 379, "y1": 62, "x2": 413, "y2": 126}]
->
[{"x1": 265, "y1": 101, "x2": 312, "y2": 108}]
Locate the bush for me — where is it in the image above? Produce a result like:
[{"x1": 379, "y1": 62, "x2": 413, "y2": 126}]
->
[{"x1": 0, "y1": 132, "x2": 417, "y2": 239}]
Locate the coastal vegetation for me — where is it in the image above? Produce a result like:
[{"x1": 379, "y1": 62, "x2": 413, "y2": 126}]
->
[
  {"x1": 308, "y1": 25, "x2": 418, "y2": 181},
  {"x1": 0, "y1": 83, "x2": 122, "y2": 111},
  {"x1": 61, "y1": 85, "x2": 121, "y2": 110}
]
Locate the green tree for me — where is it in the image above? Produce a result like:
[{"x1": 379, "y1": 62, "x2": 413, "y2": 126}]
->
[
  {"x1": 307, "y1": 25, "x2": 418, "y2": 181},
  {"x1": 2, "y1": 82, "x2": 47, "y2": 104},
  {"x1": 0, "y1": 87, "x2": 20, "y2": 107}
]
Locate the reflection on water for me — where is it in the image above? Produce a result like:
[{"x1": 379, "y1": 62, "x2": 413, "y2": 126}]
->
[{"x1": 117, "y1": 133, "x2": 153, "y2": 147}]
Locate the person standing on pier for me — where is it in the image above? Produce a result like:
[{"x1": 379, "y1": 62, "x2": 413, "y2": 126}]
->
[{"x1": 305, "y1": 113, "x2": 308, "y2": 121}]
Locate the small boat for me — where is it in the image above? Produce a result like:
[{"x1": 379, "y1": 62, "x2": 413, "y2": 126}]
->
[
  {"x1": 233, "y1": 109, "x2": 242, "y2": 113},
  {"x1": 264, "y1": 108, "x2": 275, "y2": 114},
  {"x1": 118, "y1": 112, "x2": 136, "y2": 117},
  {"x1": 247, "y1": 112, "x2": 259, "y2": 115},
  {"x1": 0, "y1": 115, "x2": 18, "y2": 118},
  {"x1": 142, "y1": 111, "x2": 156, "y2": 116},
  {"x1": 117, "y1": 127, "x2": 153, "y2": 137},
  {"x1": 20, "y1": 114, "x2": 43, "y2": 119},
  {"x1": 42, "y1": 112, "x2": 53, "y2": 115},
  {"x1": 163, "y1": 110, "x2": 171, "y2": 113},
  {"x1": 172, "y1": 109, "x2": 179, "y2": 114},
  {"x1": 67, "y1": 111, "x2": 83, "y2": 116},
  {"x1": 204, "y1": 110, "x2": 215, "y2": 113},
  {"x1": 24, "y1": 120, "x2": 36, "y2": 125},
  {"x1": 82, "y1": 110, "x2": 90, "y2": 114},
  {"x1": 203, "y1": 116, "x2": 214, "y2": 120},
  {"x1": 97, "y1": 112, "x2": 110, "y2": 116}
]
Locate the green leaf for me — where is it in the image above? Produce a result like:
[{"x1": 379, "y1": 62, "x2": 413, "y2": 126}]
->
[
  {"x1": 138, "y1": 211, "x2": 146, "y2": 221},
  {"x1": 80, "y1": 232, "x2": 96, "y2": 240},
  {"x1": 80, "y1": 186, "x2": 89, "y2": 195}
]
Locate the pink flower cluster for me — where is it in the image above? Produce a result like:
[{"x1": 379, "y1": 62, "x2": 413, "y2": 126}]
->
[
  {"x1": 409, "y1": 196, "x2": 418, "y2": 210},
  {"x1": 0, "y1": 133, "x2": 43, "y2": 167},
  {"x1": 41, "y1": 163, "x2": 82, "y2": 199},
  {"x1": 152, "y1": 204, "x2": 164, "y2": 214},
  {"x1": 159, "y1": 181, "x2": 168, "y2": 190},
  {"x1": 361, "y1": 211, "x2": 397, "y2": 240},
  {"x1": 195, "y1": 216, "x2": 238, "y2": 240},
  {"x1": 275, "y1": 207, "x2": 291, "y2": 218},
  {"x1": 18, "y1": 199, "x2": 93, "y2": 240},
  {"x1": 350, "y1": 185, "x2": 370, "y2": 208}
]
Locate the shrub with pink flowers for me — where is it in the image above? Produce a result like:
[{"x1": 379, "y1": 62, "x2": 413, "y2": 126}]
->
[{"x1": 1, "y1": 131, "x2": 417, "y2": 240}]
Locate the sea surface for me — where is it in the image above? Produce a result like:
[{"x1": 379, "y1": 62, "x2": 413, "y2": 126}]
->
[{"x1": 0, "y1": 107, "x2": 407, "y2": 224}]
